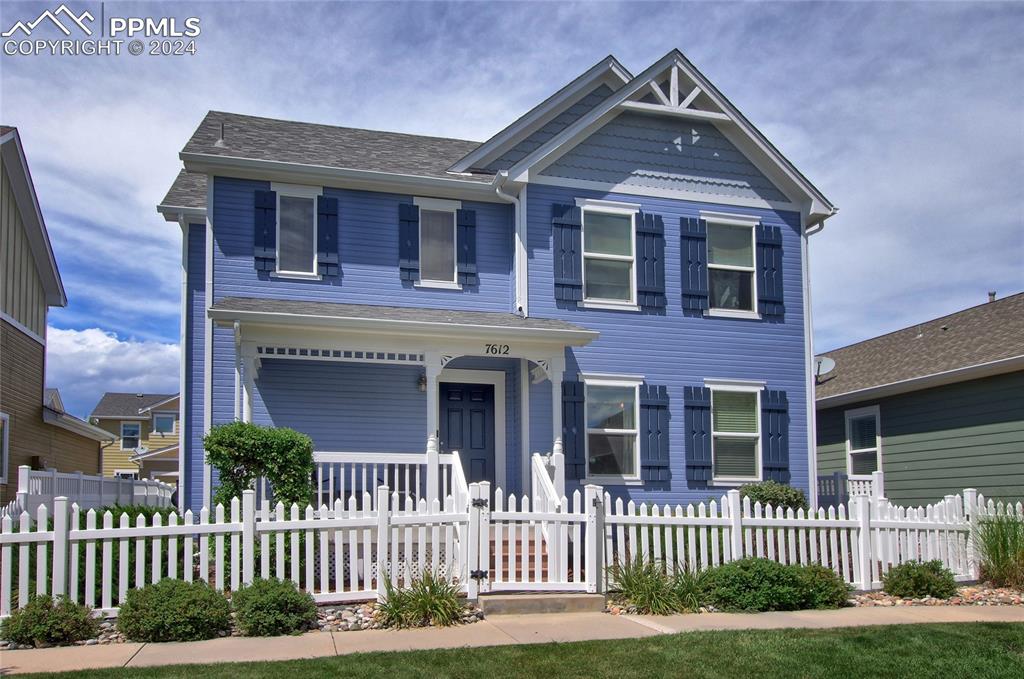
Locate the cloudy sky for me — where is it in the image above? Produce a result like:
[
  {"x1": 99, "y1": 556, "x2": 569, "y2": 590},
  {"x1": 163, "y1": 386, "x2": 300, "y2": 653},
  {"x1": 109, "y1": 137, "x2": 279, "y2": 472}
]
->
[{"x1": 2, "y1": 1, "x2": 1022, "y2": 417}]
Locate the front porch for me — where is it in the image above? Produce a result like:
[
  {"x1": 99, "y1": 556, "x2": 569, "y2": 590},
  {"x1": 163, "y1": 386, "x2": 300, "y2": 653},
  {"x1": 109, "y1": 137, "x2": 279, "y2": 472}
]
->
[{"x1": 209, "y1": 297, "x2": 597, "y2": 509}]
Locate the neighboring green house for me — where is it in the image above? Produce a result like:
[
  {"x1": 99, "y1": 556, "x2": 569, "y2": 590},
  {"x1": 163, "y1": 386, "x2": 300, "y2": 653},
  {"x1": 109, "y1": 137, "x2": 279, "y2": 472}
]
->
[{"x1": 816, "y1": 292, "x2": 1024, "y2": 507}]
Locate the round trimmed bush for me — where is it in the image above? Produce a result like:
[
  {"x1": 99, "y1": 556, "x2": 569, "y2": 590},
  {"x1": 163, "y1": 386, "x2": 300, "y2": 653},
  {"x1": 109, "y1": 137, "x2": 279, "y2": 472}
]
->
[
  {"x1": 703, "y1": 558, "x2": 805, "y2": 612},
  {"x1": 739, "y1": 481, "x2": 809, "y2": 512},
  {"x1": 796, "y1": 564, "x2": 851, "y2": 609},
  {"x1": 117, "y1": 578, "x2": 230, "y2": 642},
  {"x1": 232, "y1": 577, "x2": 317, "y2": 636},
  {"x1": 0, "y1": 595, "x2": 98, "y2": 647},
  {"x1": 882, "y1": 560, "x2": 958, "y2": 599}
]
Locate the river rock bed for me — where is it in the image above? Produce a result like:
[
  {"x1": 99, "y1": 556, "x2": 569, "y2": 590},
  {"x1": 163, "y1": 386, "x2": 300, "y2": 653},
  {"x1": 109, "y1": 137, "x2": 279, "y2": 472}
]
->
[
  {"x1": 317, "y1": 602, "x2": 484, "y2": 632},
  {"x1": 852, "y1": 584, "x2": 1023, "y2": 607}
]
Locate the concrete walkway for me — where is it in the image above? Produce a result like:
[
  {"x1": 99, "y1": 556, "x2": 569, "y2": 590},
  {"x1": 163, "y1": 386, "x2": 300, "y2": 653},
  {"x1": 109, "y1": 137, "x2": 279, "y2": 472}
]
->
[{"x1": 4, "y1": 606, "x2": 1023, "y2": 675}]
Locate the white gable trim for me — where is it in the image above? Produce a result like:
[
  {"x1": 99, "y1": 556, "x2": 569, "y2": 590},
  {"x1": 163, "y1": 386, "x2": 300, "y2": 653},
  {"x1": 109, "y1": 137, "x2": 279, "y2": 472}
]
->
[
  {"x1": 507, "y1": 50, "x2": 834, "y2": 225},
  {"x1": 448, "y1": 56, "x2": 632, "y2": 173}
]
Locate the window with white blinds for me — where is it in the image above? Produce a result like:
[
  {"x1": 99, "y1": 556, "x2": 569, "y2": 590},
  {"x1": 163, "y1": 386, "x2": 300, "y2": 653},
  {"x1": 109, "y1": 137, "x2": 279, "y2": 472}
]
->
[{"x1": 711, "y1": 388, "x2": 761, "y2": 482}]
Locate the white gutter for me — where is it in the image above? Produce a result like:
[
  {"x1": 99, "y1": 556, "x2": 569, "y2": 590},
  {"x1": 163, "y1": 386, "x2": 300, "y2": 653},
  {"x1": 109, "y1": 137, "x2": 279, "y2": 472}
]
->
[{"x1": 493, "y1": 172, "x2": 528, "y2": 315}]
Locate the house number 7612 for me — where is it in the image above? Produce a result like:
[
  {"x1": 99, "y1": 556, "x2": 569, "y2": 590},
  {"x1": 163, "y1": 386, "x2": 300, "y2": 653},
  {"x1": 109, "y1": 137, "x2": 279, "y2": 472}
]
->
[{"x1": 484, "y1": 343, "x2": 510, "y2": 355}]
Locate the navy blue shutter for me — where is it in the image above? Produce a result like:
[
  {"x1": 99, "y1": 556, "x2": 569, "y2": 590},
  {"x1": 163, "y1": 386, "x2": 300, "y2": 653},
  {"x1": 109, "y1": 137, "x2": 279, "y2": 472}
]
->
[
  {"x1": 552, "y1": 204, "x2": 583, "y2": 302},
  {"x1": 681, "y1": 218, "x2": 709, "y2": 312},
  {"x1": 761, "y1": 389, "x2": 790, "y2": 483},
  {"x1": 456, "y1": 209, "x2": 478, "y2": 286},
  {"x1": 756, "y1": 225, "x2": 784, "y2": 318},
  {"x1": 253, "y1": 190, "x2": 277, "y2": 271},
  {"x1": 562, "y1": 380, "x2": 586, "y2": 479},
  {"x1": 636, "y1": 213, "x2": 666, "y2": 309},
  {"x1": 317, "y1": 195, "x2": 339, "y2": 277},
  {"x1": 683, "y1": 386, "x2": 712, "y2": 486},
  {"x1": 639, "y1": 384, "x2": 670, "y2": 482},
  {"x1": 398, "y1": 203, "x2": 419, "y2": 281}
]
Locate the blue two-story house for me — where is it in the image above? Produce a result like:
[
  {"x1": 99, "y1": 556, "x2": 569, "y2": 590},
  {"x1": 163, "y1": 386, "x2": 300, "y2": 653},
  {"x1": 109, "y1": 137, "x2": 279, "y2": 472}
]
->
[{"x1": 159, "y1": 50, "x2": 836, "y2": 515}]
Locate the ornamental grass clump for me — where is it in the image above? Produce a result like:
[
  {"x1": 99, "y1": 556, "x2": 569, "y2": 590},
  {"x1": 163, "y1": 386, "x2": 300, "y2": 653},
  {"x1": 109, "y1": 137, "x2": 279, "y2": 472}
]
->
[
  {"x1": 232, "y1": 577, "x2": 317, "y2": 636},
  {"x1": 974, "y1": 513, "x2": 1024, "y2": 589},
  {"x1": 0, "y1": 595, "x2": 98, "y2": 647},
  {"x1": 117, "y1": 578, "x2": 231, "y2": 642},
  {"x1": 377, "y1": 570, "x2": 463, "y2": 628},
  {"x1": 882, "y1": 560, "x2": 958, "y2": 599},
  {"x1": 607, "y1": 557, "x2": 679, "y2": 615}
]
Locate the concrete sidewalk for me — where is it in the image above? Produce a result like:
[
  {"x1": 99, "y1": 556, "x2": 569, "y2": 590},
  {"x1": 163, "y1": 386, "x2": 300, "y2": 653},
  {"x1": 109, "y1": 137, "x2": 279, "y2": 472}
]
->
[{"x1": 4, "y1": 606, "x2": 1023, "y2": 675}]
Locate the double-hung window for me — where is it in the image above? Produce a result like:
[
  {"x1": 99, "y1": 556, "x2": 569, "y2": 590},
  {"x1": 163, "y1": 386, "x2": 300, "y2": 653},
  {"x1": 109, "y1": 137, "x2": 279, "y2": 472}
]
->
[
  {"x1": 584, "y1": 376, "x2": 641, "y2": 480},
  {"x1": 578, "y1": 199, "x2": 637, "y2": 306},
  {"x1": 273, "y1": 183, "x2": 320, "y2": 278},
  {"x1": 709, "y1": 383, "x2": 762, "y2": 483},
  {"x1": 153, "y1": 414, "x2": 175, "y2": 435},
  {"x1": 705, "y1": 213, "x2": 758, "y2": 315},
  {"x1": 415, "y1": 197, "x2": 460, "y2": 288},
  {"x1": 845, "y1": 406, "x2": 880, "y2": 475},
  {"x1": 120, "y1": 422, "x2": 141, "y2": 451}
]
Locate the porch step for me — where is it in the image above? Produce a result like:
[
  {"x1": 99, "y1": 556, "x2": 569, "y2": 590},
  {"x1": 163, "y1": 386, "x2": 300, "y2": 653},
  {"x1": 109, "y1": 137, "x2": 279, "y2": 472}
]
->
[{"x1": 479, "y1": 593, "x2": 605, "y2": 615}]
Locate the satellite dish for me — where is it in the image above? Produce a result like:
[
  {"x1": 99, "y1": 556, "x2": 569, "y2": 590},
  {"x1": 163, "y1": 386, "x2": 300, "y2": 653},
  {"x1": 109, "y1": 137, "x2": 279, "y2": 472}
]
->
[{"x1": 815, "y1": 356, "x2": 836, "y2": 378}]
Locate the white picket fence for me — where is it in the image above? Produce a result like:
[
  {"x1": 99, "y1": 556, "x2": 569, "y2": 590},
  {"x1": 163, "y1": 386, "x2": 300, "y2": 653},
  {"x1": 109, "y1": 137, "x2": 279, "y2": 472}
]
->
[
  {"x1": 1, "y1": 465, "x2": 174, "y2": 521},
  {"x1": 2, "y1": 483, "x2": 1019, "y2": 618}
]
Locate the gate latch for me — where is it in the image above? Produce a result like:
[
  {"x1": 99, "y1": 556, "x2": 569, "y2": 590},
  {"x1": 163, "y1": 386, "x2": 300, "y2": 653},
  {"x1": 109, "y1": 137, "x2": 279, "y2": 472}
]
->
[
  {"x1": 470, "y1": 569, "x2": 488, "y2": 580},
  {"x1": 471, "y1": 498, "x2": 489, "y2": 508}
]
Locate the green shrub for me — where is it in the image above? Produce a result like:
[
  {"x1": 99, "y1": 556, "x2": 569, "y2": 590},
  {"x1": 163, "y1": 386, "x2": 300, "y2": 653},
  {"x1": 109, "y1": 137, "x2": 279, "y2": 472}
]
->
[
  {"x1": 608, "y1": 557, "x2": 679, "y2": 615},
  {"x1": 232, "y1": 578, "x2": 317, "y2": 636},
  {"x1": 378, "y1": 571, "x2": 463, "y2": 628},
  {"x1": 117, "y1": 578, "x2": 231, "y2": 642},
  {"x1": 0, "y1": 595, "x2": 98, "y2": 647},
  {"x1": 795, "y1": 564, "x2": 851, "y2": 609},
  {"x1": 739, "y1": 481, "x2": 809, "y2": 512},
  {"x1": 703, "y1": 558, "x2": 805, "y2": 612},
  {"x1": 882, "y1": 560, "x2": 958, "y2": 599},
  {"x1": 974, "y1": 514, "x2": 1024, "y2": 589},
  {"x1": 204, "y1": 422, "x2": 314, "y2": 508}
]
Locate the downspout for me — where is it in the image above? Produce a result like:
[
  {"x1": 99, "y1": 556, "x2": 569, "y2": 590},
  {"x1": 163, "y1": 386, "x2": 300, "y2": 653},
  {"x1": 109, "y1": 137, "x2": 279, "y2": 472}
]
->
[{"x1": 493, "y1": 171, "x2": 528, "y2": 316}]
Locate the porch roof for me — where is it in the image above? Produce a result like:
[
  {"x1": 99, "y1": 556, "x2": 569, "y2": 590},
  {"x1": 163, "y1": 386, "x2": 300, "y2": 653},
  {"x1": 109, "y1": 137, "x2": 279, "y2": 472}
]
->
[{"x1": 210, "y1": 297, "x2": 598, "y2": 345}]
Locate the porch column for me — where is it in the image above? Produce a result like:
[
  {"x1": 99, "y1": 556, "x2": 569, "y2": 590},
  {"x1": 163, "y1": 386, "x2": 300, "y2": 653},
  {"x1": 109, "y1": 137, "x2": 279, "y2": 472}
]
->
[
  {"x1": 424, "y1": 351, "x2": 443, "y2": 440},
  {"x1": 548, "y1": 352, "x2": 565, "y2": 444},
  {"x1": 241, "y1": 352, "x2": 256, "y2": 423}
]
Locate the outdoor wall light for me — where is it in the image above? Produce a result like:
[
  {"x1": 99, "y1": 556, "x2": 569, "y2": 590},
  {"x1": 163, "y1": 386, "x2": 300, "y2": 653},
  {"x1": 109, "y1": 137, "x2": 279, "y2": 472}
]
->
[{"x1": 417, "y1": 374, "x2": 427, "y2": 392}]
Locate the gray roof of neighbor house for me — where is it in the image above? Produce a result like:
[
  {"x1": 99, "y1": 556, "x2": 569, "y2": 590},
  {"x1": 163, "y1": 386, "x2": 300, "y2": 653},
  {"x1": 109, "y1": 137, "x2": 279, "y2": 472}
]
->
[
  {"x1": 816, "y1": 292, "x2": 1024, "y2": 400},
  {"x1": 210, "y1": 296, "x2": 592, "y2": 334},
  {"x1": 160, "y1": 170, "x2": 207, "y2": 211},
  {"x1": 91, "y1": 393, "x2": 178, "y2": 419}
]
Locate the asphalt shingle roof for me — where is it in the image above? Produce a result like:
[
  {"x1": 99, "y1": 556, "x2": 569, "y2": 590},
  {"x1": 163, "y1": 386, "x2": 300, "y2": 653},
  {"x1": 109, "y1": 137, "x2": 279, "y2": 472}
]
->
[
  {"x1": 816, "y1": 292, "x2": 1024, "y2": 400},
  {"x1": 212, "y1": 297, "x2": 591, "y2": 333},
  {"x1": 90, "y1": 393, "x2": 177, "y2": 418},
  {"x1": 159, "y1": 170, "x2": 207, "y2": 210}
]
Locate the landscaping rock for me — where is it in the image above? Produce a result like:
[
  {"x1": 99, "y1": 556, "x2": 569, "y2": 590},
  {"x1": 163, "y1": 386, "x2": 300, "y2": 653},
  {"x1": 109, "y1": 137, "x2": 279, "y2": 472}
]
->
[{"x1": 852, "y1": 584, "x2": 1022, "y2": 608}]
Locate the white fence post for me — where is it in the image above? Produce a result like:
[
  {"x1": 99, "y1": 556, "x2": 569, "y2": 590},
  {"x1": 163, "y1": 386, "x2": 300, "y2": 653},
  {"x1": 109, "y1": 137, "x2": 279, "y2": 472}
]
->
[
  {"x1": 727, "y1": 489, "x2": 743, "y2": 561},
  {"x1": 854, "y1": 495, "x2": 872, "y2": 590},
  {"x1": 49, "y1": 468, "x2": 58, "y2": 508},
  {"x1": 241, "y1": 489, "x2": 255, "y2": 585},
  {"x1": 426, "y1": 436, "x2": 439, "y2": 508},
  {"x1": 584, "y1": 484, "x2": 604, "y2": 594},
  {"x1": 18, "y1": 465, "x2": 31, "y2": 495},
  {"x1": 467, "y1": 482, "x2": 482, "y2": 599},
  {"x1": 476, "y1": 481, "x2": 491, "y2": 595},
  {"x1": 871, "y1": 470, "x2": 885, "y2": 501},
  {"x1": 376, "y1": 486, "x2": 390, "y2": 601},
  {"x1": 963, "y1": 488, "x2": 979, "y2": 579},
  {"x1": 52, "y1": 496, "x2": 69, "y2": 597},
  {"x1": 551, "y1": 439, "x2": 565, "y2": 500}
]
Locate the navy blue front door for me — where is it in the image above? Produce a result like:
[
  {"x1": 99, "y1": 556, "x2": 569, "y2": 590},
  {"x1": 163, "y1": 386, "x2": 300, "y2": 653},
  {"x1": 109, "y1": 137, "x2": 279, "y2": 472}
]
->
[{"x1": 439, "y1": 382, "x2": 495, "y2": 485}]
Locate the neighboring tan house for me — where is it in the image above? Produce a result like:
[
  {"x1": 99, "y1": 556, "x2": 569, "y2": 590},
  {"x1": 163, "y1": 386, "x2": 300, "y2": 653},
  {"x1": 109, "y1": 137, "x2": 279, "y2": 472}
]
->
[
  {"x1": 90, "y1": 393, "x2": 180, "y2": 483},
  {"x1": 816, "y1": 292, "x2": 1024, "y2": 506},
  {"x1": 1, "y1": 126, "x2": 113, "y2": 505}
]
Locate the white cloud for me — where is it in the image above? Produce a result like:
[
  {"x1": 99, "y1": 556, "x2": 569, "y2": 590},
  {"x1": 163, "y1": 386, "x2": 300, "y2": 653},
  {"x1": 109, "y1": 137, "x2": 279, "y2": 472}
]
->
[{"x1": 45, "y1": 327, "x2": 179, "y2": 418}]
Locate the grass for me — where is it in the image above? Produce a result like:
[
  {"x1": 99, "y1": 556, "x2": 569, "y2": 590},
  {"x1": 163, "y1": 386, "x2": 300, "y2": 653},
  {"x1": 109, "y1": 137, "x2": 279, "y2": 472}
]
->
[{"x1": 21, "y1": 623, "x2": 1024, "y2": 678}]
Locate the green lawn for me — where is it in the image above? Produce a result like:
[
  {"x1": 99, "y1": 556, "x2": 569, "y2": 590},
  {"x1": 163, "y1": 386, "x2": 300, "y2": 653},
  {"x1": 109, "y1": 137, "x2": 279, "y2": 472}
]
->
[{"x1": 29, "y1": 623, "x2": 1024, "y2": 678}]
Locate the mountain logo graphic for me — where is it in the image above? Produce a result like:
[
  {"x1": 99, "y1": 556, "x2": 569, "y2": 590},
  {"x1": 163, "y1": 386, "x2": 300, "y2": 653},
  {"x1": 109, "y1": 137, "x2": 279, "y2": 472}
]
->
[{"x1": 2, "y1": 4, "x2": 95, "y2": 38}]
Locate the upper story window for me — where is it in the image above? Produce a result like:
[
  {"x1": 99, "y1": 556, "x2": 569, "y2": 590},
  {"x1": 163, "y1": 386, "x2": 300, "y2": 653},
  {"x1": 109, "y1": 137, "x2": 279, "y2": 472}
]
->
[
  {"x1": 710, "y1": 384, "x2": 761, "y2": 483},
  {"x1": 120, "y1": 422, "x2": 141, "y2": 451},
  {"x1": 273, "y1": 183, "x2": 321, "y2": 277},
  {"x1": 578, "y1": 199, "x2": 638, "y2": 306},
  {"x1": 703, "y1": 212, "x2": 760, "y2": 317},
  {"x1": 845, "y1": 406, "x2": 880, "y2": 475},
  {"x1": 153, "y1": 414, "x2": 175, "y2": 435},
  {"x1": 414, "y1": 197, "x2": 461, "y2": 289},
  {"x1": 584, "y1": 376, "x2": 641, "y2": 480}
]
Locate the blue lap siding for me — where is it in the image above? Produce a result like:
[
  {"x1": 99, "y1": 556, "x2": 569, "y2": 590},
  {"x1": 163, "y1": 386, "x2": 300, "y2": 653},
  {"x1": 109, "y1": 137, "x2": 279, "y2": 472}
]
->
[{"x1": 525, "y1": 183, "x2": 808, "y2": 506}]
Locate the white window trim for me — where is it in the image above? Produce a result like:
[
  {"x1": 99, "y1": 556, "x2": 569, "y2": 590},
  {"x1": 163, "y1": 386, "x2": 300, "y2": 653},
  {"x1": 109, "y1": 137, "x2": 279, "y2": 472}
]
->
[
  {"x1": 708, "y1": 382, "x2": 763, "y2": 485},
  {"x1": 272, "y1": 182, "x2": 322, "y2": 278},
  {"x1": 577, "y1": 200, "x2": 639, "y2": 308},
  {"x1": 703, "y1": 211, "x2": 760, "y2": 318},
  {"x1": 582, "y1": 375, "x2": 642, "y2": 483},
  {"x1": 152, "y1": 413, "x2": 176, "y2": 435},
  {"x1": 120, "y1": 421, "x2": 142, "y2": 451},
  {"x1": 845, "y1": 405, "x2": 882, "y2": 476},
  {"x1": 414, "y1": 196, "x2": 462, "y2": 289},
  {"x1": 0, "y1": 412, "x2": 9, "y2": 485}
]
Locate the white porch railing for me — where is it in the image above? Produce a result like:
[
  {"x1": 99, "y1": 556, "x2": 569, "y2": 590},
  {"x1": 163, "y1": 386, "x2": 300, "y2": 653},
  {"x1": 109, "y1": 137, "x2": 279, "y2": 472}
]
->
[
  {"x1": 817, "y1": 470, "x2": 885, "y2": 509},
  {"x1": 1, "y1": 466, "x2": 173, "y2": 520}
]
